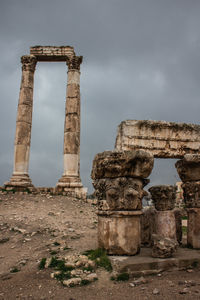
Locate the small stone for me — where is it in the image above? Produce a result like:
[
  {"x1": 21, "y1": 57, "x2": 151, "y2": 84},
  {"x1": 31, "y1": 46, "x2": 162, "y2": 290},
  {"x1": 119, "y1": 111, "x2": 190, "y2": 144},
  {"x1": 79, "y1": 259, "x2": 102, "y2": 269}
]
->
[
  {"x1": 129, "y1": 283, "x2": 135, "y2": 287},
  {"x1": 153, "y1": 288, "x2": 160, "y2": 295},
  {"x1": 187, "y1": 269, "x2": 193, "y2": 273},
  {"x1": 132, "y1": 276, "x2": 147, "y2": 286},
  {"x1": 179, "y1": 288, "x2": 189, "y2": 294},
  {"x1": 45, "y1": 258, "x2": 51, "y2": 268},
  {"x1": 63, "y1": 277, "x2": 82, "y2": 287},
  {"x1": 85, "y1": 273, "x2": 98, "y2": 282}
]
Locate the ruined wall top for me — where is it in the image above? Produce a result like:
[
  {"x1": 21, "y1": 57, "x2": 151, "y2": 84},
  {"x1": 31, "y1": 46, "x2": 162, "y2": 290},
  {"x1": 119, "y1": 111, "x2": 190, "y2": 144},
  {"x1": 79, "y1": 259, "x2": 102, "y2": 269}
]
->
[
  {"x1": 115, "y1": 120, "x2": 200, "y2": 159},
  {"x1": 30, "y1": 46, "x2": 75, "y2": 61}
]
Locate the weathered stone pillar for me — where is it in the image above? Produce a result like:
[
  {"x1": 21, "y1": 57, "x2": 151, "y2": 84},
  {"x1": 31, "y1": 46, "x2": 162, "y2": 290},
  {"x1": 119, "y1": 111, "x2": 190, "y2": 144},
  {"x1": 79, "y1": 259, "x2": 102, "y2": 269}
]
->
[
  {"x1": 149, "y1": 185, "x2": 177, "y2": 240},
  {"x1": 176, "y1": 154, "x2": 200, "y2": 248},
  {"x1": 56, "y1": 56, "x2": 86, "y2": 199},
  {"x1": 91, "y1": 150, "x2": 154, "y2": 255},
  {"x1": 5, "y1": 55, "x2": 37, "y2": 191}
]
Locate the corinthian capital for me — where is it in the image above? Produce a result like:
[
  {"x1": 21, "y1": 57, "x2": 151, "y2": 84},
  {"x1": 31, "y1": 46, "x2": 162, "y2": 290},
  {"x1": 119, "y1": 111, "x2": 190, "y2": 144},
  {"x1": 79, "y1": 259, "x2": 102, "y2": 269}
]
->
[
  {"x1": 66, "y1": 56, "x2": 83, "y2": 71},
  {"x1": 21, "y1": 55, "x2": 37, "y2": 72}
]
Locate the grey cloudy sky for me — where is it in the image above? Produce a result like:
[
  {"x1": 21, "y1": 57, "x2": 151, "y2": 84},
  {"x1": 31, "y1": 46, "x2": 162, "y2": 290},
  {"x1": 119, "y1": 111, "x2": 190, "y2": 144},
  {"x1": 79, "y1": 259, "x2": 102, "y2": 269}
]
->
[{"x1": 0, "y1": 0, "x2": 200, "y2": 192}]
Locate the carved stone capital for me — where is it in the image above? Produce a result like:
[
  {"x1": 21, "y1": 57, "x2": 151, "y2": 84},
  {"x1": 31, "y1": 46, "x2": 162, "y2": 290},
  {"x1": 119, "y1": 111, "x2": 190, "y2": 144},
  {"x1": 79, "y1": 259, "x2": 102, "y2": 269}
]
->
[
  {"x1": 149, "y1": 185, "x2": 177, "y2": 211},
  {"x1": 182, "y1": 181, "x2": 200, "y2": 208},
  {"x1": 66, "y1": 56, "x2": 83, "y2": 71},
  {"x1": 21, "y1": 55, "x2": 37, "y2": 72},
  {"x1": 175, "y1": 154, "x2": 200, "y2": 182},
  {"x1": 93, "y1": 177, "x2": 145, "y2": 211}
]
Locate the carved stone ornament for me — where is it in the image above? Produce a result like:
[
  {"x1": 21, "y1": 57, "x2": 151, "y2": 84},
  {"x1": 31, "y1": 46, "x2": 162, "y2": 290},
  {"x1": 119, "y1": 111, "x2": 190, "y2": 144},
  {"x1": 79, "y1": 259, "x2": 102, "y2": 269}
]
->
[
  {"x1": 21, "y1": 55, "x2": 37, "y2": 72},
  {"x1": 182, "y1": 181, "x2": 200, "y2": 208},
  {"x1": 149, "y1": 185, "x2": 177, "y2": 211},
  {"x1": 175, "y1": 154, "x2": 200, "y2": 182},
  {"x1": 66, "y1": 56, "x2": 83, "y2": 71},
  {"x1": 93, "y1": 177, "x2": 146, "y2": 211},
  {"x1": 91, "y1": 150, "x2": 154, "y2": 180}
]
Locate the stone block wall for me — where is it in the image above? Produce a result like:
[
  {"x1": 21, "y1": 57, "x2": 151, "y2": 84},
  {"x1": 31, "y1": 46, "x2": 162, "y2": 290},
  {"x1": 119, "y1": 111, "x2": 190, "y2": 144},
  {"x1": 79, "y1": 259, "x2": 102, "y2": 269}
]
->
[{"x1": 115, "y1": 120, "x2": 200, "y2": 158}]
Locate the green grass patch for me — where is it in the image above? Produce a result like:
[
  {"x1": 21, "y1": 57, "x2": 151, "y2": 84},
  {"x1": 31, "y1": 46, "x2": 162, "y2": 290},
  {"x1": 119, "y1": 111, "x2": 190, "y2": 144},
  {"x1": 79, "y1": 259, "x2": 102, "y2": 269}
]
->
[
  {"x1": 53, "y1": 241, "x2": 60, "y2": 246},
  {"x1": 82, "y1": 265, "x2": 95, "y2": 272},
  {"x1": 115, "y1": 272, "x2": 129, "y2": 281},
  {"x1": 49, "y1": 257, "x2": 74, "y2": 272},
  {"x1": 10, "y1": 267, "x2": 19, "y2": 273},
  {"x1": 63, "y1": 247, "x2": 71, "y2": 251},
  {"x1": 182, "y1": 216, "x2": 188, "y2": 220},
  {"x1": 81, "y1": 279, "x2": 90, "y2": 286},
  {"x1": 38, "y1": 258, "x2": 46, "y2": 270},
  {"x1": 83, "y1": 248, "x2": 112, "y2": 272},
  {"x1": 182, "y1": 226, "x2": 187, "y2": 234},
  {"x1": 50, "y1": 250, "x2": 58, "y2": 255},
  {"x1": 54, "y1": 271, "x2": 72, "y2": 281}
]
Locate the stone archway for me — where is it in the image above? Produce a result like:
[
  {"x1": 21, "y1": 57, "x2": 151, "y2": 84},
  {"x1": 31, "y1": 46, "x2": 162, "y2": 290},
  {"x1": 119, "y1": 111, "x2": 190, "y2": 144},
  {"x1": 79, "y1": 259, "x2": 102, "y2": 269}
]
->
[{"x1": 4, "y1": 46, "x2": 86, "y2": 198}]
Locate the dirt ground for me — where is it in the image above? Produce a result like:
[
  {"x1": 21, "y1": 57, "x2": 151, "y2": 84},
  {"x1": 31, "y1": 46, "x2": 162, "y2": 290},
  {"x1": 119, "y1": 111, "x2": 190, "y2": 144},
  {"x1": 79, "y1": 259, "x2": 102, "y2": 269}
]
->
[{"x1": 0, "y1": 192, "x2": 200, "y2": 300}]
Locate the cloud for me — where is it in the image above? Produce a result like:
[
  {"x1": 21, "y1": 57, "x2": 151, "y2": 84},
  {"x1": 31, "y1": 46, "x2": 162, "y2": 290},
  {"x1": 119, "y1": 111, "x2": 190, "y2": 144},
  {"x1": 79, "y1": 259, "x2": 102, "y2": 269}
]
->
[{"x1": 1, "y1": 0, "x2": 200, "y2": 192}]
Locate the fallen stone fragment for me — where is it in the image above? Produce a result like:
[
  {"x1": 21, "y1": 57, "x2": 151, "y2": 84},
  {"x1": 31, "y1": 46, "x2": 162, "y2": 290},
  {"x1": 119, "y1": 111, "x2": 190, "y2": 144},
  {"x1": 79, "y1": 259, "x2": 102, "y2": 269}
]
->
[
  {"x1": 179, "y1": 288, "x2": 189, "y2": 294},
  {"x1": 85, "y1": 273, "x2": 98, "y2": 282},
  {"x1": 132, "y1": 276, "x2": 147, "y2": 286},
  {"x1": 153, "y1": 288, "x2": 160, "y2": 295},
  {"x1": 151, "y1": 234, "x2": 177, "y2": 258},
  {"x1": 63, "y1": 277, "x2": 82, "y2": 287}
]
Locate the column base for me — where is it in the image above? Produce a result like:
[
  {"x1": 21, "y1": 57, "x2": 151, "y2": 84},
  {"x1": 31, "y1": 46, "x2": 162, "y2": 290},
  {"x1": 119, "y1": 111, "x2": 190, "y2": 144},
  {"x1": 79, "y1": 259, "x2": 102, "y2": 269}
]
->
[
  {"x1": 56, "y1": 176, "x2": 87, "y2": 199},
  {"x1": 4, "y1": 173, "x2": 35, "y2": 192},
  {"x1": 98, "y1": 210, "x2": 142, "y2": 255}
]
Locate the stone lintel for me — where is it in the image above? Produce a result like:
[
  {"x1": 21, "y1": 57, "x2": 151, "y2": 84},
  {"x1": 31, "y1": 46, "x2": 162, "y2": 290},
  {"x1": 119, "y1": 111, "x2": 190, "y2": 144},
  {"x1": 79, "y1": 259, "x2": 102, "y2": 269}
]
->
[
  {"x1": 115, "y1": 120, "x2": 200, "y2": 158},
  {"x1": 30, "y1": 46, "x2": 75, "y2": 62}
]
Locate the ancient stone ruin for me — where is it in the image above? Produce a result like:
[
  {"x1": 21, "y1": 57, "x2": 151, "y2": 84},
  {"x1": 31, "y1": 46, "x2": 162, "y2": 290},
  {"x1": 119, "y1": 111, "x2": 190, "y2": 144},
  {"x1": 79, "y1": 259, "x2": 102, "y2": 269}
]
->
[
  {"x1": 92, "y1": 119, "x2": 200, "y2": 256},
  {"x1": 91, "y1": 150, "x2": 154, "y2": 255},
  {"x1": 4, "y1": 46, "x2": 86, "y2": 198},
  {"x1": 176, "y1": 154, "x2": 200, "y2": 248},
  {"x1": 115, "y1": 120, "x2": 200, "y2": 158}
]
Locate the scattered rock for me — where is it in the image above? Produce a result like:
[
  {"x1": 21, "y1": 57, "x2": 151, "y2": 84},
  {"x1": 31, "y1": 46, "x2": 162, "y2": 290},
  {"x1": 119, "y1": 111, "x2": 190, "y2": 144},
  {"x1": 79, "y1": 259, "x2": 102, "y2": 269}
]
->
[
  {"x1": 152, "y1": 234, "x2": 177, "y2": 258},
  {"x1": 132, "y1": 276, "x2": 147, "y2": 286},
  {"x1": 153, "y1": 288, "x2": 160, "y2": 295},
  {"x1": 179, "y1": 288, "x2": 189, "y2": 294},
  {"x1": 84, "y1": 273, "x2": 98, "y2": 282},
  {"x1": 63, "y1": 277, "x2": 82, "y2": 287}
]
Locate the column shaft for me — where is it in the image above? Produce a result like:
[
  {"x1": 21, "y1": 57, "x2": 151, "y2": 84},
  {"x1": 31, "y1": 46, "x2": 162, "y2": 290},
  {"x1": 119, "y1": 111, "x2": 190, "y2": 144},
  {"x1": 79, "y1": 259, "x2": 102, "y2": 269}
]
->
[
  {"x1": 5, "y1": 55, "x2": 37, "y2": 189},
  {"x1": 56, "y1": 56, "x2": 87, "y2": 198}
]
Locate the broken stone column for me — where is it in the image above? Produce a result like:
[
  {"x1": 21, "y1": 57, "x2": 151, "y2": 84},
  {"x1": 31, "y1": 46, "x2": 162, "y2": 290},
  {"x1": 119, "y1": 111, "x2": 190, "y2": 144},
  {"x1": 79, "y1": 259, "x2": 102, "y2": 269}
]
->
[
  {"x1": 176, "y1": 154, "x2": 200, "y2": 248},
  {"x1": 5, "y1": 55, "x2": 37, "y2": 191},
  {"x1": 91, "y1": 150, "x2": 154, "y2": 255},
  {"x1": 56, "y1": 56, "x2": 86, "y2": 199},
  {"x1": 149, "y1": 185, "x2": 177, "y2": 241}
]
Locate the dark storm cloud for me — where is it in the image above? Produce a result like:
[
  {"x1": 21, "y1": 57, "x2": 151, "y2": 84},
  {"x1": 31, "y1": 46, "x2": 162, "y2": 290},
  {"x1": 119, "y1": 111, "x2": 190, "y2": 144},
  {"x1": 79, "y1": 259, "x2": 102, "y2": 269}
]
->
[{"x1": 0, "y1": 0, "x2": 200, "y2": 192}]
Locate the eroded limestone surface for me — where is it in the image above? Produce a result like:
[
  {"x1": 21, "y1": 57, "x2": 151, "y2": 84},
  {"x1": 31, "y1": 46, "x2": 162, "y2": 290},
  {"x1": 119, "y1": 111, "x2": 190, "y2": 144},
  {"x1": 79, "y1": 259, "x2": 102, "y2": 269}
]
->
[
  {"x1": 91, "y1": 150, "x2": 154, "y2": 180},
  {"x1": 149, "y1": 185, "x2": 176, "y2": 211},
  {"x1": 92, "y1": 150, "x2": 154, "y2": 255},
  {"x1": 152, "y1": 234, "x2": 178, "y2": 258},
  {"x1": 115, "y1": 120, "x2": 200, "y2": 158}
]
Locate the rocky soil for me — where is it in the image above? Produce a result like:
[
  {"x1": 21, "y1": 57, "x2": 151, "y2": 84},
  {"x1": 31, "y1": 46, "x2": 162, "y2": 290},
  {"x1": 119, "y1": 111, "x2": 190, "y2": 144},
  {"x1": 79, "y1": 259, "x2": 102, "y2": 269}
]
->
[{"x1": 0, "y1": 192, "x2": 200, "y2": 300}]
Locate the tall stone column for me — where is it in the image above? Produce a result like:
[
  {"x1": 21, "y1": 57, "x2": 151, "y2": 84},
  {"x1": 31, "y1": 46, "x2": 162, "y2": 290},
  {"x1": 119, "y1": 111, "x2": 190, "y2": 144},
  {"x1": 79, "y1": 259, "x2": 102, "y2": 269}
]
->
[
  {"x1": 176, "y1": 154, "x2": 200, "y2": 248},
  {"x1": 56, "y1": 56, "x2": 86, "y2": 199},
  {"x1": 92, "y1": 150, "x2": 154, "y2": 255},
  {"x1": 5, "y1": 55, "x2": 37, "y2": 191}
]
